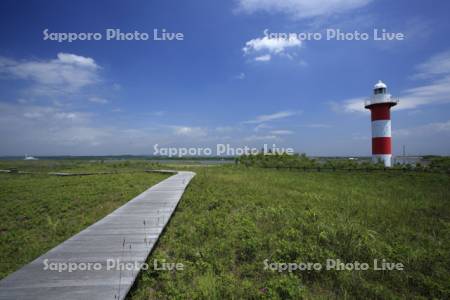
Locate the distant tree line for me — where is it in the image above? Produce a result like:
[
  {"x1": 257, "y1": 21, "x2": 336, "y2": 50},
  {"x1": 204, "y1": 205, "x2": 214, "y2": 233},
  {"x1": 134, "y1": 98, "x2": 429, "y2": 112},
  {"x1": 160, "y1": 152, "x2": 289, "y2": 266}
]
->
[{"x1": 236, "y1": 153, "x2": 450, "y2": 173}]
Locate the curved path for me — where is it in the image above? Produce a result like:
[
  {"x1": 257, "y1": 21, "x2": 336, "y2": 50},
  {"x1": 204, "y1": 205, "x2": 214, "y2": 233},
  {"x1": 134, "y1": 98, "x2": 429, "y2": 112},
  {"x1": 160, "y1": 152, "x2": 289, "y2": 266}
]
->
[{"x1": 0, "y1": 171, "x2": 195, "y2": 300}]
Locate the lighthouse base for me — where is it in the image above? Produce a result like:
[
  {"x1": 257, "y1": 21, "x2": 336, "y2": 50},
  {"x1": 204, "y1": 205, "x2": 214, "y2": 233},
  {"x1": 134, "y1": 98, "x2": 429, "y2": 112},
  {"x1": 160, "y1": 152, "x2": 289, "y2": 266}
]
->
[{"x1": 372, "y1": 154, "x2": 392, "y2": 167}]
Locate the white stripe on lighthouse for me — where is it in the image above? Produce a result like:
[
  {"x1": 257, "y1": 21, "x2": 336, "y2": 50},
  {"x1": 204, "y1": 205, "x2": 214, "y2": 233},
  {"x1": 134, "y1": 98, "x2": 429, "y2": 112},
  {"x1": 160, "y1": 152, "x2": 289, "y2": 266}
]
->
[
  {"x1": 371, "y1": 120, "x2": 391, "y2": 138},
  {"x1": 372, "y1": 154, "x2": 392, "y2": 167}
]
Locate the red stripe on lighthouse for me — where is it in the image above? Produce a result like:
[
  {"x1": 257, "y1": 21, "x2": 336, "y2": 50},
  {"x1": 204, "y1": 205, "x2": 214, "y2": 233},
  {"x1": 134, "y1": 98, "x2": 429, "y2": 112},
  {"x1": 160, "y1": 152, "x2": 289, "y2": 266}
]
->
[
  {"x1": 370, "y1": 104, "x2": 391, "y2": 121},
  {"x1": 372, "y1": 137, "x2": 391, "y2": 154}
]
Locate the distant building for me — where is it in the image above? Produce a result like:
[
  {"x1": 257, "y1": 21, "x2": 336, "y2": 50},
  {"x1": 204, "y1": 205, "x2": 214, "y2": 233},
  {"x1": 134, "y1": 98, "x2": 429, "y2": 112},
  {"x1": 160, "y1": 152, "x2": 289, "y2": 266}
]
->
[{"x1": 24, "y1": 154, "x2": 38, "y2": 160}]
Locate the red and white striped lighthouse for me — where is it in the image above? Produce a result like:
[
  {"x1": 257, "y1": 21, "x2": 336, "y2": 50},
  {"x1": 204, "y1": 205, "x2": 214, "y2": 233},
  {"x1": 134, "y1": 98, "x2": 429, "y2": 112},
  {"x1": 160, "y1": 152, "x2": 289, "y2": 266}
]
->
[{"x1": 365, "y1": 80, "x2": 398, "y2": 167}]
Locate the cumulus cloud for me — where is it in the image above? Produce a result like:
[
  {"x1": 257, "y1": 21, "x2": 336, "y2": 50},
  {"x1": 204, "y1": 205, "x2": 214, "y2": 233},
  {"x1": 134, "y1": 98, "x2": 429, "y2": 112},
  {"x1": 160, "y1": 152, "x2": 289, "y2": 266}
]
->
[
  {"x1": 56, "y1": 53, "x2": 98, "y2": 68},
  {"x1": 235, "y1": 0, "x2": 372, "y2": 19},
  {"x1": 255, "y1": 54, "x2": 272, "y2": 62},
  {"x1": 0, "y1": 52, "x2": 100, "y2": 94},
  {"x1": 243, "y1": 35, "x2": 301, "y2": 62},
  {"x1": 243, "y1": 36, "x2": 301, "y2": 54}
]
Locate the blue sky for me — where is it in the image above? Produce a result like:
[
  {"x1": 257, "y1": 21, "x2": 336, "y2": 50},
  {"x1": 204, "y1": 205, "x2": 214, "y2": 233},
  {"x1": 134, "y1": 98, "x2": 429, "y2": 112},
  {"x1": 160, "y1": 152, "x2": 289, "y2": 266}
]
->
[{"x1": 0, "y1": 0, "x2": 449, "y2": 156}]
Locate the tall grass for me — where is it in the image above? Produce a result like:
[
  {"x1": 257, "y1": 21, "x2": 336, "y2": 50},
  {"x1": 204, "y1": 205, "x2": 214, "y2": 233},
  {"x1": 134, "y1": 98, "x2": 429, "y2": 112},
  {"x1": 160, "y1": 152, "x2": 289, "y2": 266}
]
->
[{"x1": 129, "y1": 166, "x2": 449, "y2": 299}]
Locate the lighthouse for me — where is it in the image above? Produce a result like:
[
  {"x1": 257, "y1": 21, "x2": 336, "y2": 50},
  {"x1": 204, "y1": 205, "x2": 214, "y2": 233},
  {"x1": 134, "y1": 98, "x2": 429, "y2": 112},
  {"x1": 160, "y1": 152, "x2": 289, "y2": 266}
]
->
[{"x1": 365, "y1": 80, "x2": 398, "y2": 167}]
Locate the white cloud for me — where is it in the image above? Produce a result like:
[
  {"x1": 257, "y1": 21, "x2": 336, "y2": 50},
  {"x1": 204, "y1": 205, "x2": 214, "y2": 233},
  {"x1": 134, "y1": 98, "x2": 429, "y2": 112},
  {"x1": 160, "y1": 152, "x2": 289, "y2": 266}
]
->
[
  {"x1": 17, "y1": 98, "x2": 33, "y2": 104},
  {"x1": 243, "y1": 35, "x2": 302, "y2": 62},
  {"x1": 413, "y1": 50, "x2": 450, "y2": 79},
  {"x1": 351, "y1": 133, "x2": 370, "y2": 140},
  {"x1": 397, "y1": 50, "x2": 450, "y2": 109},
  {"x1": 56, "y1": 53, "x2": 98, "y2": 68},
  {"x1": 152, "y1": 111, "x2": 165, "y2": 117},
  {"x1": 1, "y1": 104, "x2": 89, "y2": 123},
  {"x1": 0, "y1": 52, "x2": 100, "y2": 94},
  {"x1": 0, "y1": 102, "x2": 176, "y2": 155},
  {"x1": 140, "y1": 111, "x2": 166, "y2": 117},
  {"x1": 244, "y1": 135, "x2": 278, "y2": 141},
  {"x1": 395, "y1": 49, "x2": 450, "y2": 110},
  {"x1": 244, "y1": 110, "x2": 299, "y2": 124},
  {"x1": 333, "y1": 77, "x2": 450, "y2": 113},
  {"x1": 215, "y1": 126, "x2": 235, "y2": 133},
  {"x1": 329, "y1": 98, "x2": 367, "y2": 114},
  {"x1": 242, "y1": 36, "x2": 302, "y2": 62},
  {"x1": 400, "y1": 75, "x2": 450, "y2": 110},
  {"x1": 234, "y1": 72, "x2": 246, "y2": 80},
  {"x1": 255, "y1": 55, "x2": 272, "y2": 62},
  {"x1": 394, "y1": 120, "x2": 450, "y2": 137},
  {"x1": 236, "y1": 0, "x2": 372, "y2": 19},
  {"x1": 332, "y1": 49, "x2": 450, "y2": 113},
  {"x1": 172, "y1": 126, "x2": 208, "y2": 138},
  {"x1": 254, "y1": 123, "x2": 271, "y2": 132},
  {"x1": 270, "y1": 130, "x2": 294, "y2": 135},
  {"x1": 54, "y1": 112, "x2": 89, "y2": 121},
  {"x1": 243, "y1": 36, "x2": 301, "y2": 54},
  {"x1": 422, "y1": 120, "x2": 450, "y2": 132},
  {"x1": 22, "y1": 106, "x2": 54, "y2": 119},
  {"x1": 48, "y1": 126, "x2": 112, "y2": 147},
  {"x1": 305, "y1": 123, "x2": 331, "y2": 128},
  {"x1": 0, "y1": 102, "x2": 106, "y2": 151},
  {"x1": 89, "y1": 96, "x2": 109, "y2": 104}
]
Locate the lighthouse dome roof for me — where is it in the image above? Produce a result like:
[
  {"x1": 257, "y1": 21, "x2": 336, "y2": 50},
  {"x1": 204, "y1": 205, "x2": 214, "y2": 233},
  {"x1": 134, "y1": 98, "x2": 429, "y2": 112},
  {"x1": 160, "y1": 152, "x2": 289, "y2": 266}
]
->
[{"x1": 374, "y1": 80, "x2": 387, "y2": 89}]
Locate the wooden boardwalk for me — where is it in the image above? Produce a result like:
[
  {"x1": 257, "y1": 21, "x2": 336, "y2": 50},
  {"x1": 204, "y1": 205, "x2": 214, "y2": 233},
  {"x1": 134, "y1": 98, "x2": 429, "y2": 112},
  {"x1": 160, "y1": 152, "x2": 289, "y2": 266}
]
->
[{"x1": 0, "y1": 171, "x2": 195, "y2": 300}]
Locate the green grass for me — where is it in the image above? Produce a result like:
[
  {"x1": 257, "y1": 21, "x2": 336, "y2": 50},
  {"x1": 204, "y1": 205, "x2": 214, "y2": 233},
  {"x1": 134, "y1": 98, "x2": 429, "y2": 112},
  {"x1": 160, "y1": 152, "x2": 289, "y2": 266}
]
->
[
  {"x1": 0, "y1": 160, "x2": 448, "y2": 299},
  {"x1": 0, "y1": 159, "x2": 163, "y2": 174},
  {"x1": 0, "y1": 170, "x2": 169, "y2": 279},
  {"x1": 128, "y1": 166, "x2": 450, "y2": 299}
]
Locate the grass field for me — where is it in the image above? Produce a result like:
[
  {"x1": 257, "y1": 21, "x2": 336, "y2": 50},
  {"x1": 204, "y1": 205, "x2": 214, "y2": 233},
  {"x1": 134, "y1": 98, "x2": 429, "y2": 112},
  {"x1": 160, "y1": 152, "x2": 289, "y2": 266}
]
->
[
  {"x1": 128, "y1": 166, "x2": 449, "y2": 299},
  {"x1": 0, "y1": 167, "x2": 169, "y2": 279},
  {"x1": 0, "y1": 160, "x2": 449, "y2": 299}
]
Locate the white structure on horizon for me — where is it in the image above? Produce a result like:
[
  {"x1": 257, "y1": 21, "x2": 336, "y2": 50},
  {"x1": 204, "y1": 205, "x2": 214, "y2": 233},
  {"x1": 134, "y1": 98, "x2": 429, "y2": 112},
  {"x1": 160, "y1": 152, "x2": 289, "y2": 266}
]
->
[{"x1": 24, "y1": 154, "x2": 38, "y2": 160}]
